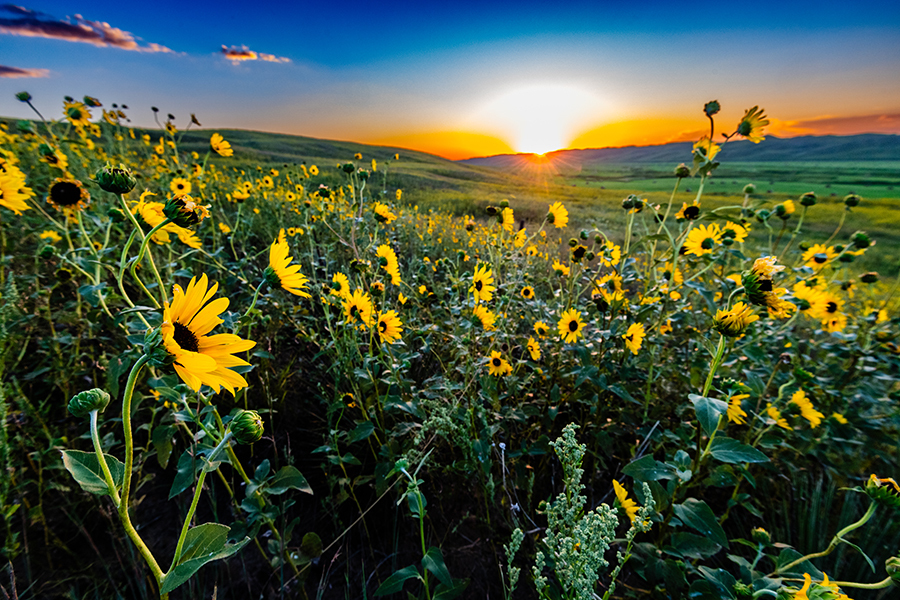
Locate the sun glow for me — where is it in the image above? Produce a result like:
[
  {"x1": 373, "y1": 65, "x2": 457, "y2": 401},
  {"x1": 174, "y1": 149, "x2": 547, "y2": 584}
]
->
[{"x1": 469, "y1": 83, "x2": 606, "y2": 155}]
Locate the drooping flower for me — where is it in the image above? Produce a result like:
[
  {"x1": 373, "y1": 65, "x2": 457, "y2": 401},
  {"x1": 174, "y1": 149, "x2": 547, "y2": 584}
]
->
[
  {"x1": 473, "y1": 304, "x2": 497, "y2": 331},
  {"x1": 683, "y1": 223, "x2": 723, "y2": 257},
  {"x1": 622, "y1": 322, "x2": 645, "y2": 355},
  {"x1": 675, "y1": 200, "x2": 701, "y2": 221},
  {"x1": 264, "y1": 229, "x2": 311, "y2": 298},
  {"x1": 727, "y1": 394, "x2": 749, "y2": 424},
  {"x1": 552, "y1": 260, "x2": 570, "y2": 277},
  {"x1": 547, "y1": 202, "x2": 568, "y2": 228},
  {"x1": 742, "y1": 256, "x2": 795, "y2": 319},
  {"x1": 373, "y1": 202, "x2": 397, "y2": 223},
  {"x1": 376, "y1": 310, "x2": 403, "y2": 344},
  {"x1": 790, "y1": 390, "x2": 824, "y2": 428},
  {"x1": 487, "y1": 350, "x2": 513, "y2": 376},
  {"x1": 470, "y1": 264, "x2": 495, "y2": 303},
  {"x1": 163, "y1": 194, "x2": 210, "y2": 228},
  {"x1": 376, "y1": 244, "x2": 402, "y2": 285},
  {"x1": 0, "y1": 160, "x2": 34, "y2": 214},
  {"x1": 210, "y1": 133, "x2": 233, "y2": 157},
  {"x1": 526, "y1": 337, "x2": 541, "y2": 361},
  {"x1": 39, "y1": 230, "x2": 62, "y2": 243},
  {"x1": 534, "y1": 321, "x2": 549, "y2": 338},
  {"x1": 736, "y1": 106, "x2": 769, "y2": 144},
  {"x1": 766, "y1": 403, "x2": 792, "y2": 430},
  {"x1": 160, "y1": 274, "x2": 255, "y2": 394},
  {"x1": 558, "y1": 309, "x2": 585, "y2": 344},
  {"x1": 713, "y1": 302, "x2": 759, "y2": 338},
  {"x1": 597, "y1": 240, "x2": 621, "y2": 268},
  {"x1": 132, "y1": 192, "x2": 201, "y2": 248},
  {"x1": 343, "y1": 289, "x2": 375, "y2": 327},
  {"x1": 613, "y1": 480, "x2": 640, "y2": 523}
]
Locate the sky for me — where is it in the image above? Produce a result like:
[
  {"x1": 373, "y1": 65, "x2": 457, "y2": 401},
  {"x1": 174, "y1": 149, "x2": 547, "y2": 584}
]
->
[{"x1": 2, "y1": 1, "x2": 900, "y2": 159}]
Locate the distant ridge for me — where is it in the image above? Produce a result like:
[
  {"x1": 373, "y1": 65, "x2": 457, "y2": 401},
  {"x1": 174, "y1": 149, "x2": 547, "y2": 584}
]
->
[{"x1": 460, "y1": 134, "x2": 900, "y2": 168}]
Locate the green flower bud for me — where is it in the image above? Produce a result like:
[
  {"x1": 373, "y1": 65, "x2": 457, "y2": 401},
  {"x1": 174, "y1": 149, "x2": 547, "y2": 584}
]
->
[
  {"x1": 838, "y1": 253, "x2": 854, "y2": 263},
  {"x1": 579, "y1": 230, "x2": 589, "y2": 240},
  {"x1": 844, "y1": 193, "x2": 861, "y2": 207},
  {"x1": 799, "y1": 192, "x2": 817, "y2": 206},
  {"x1": 163, "y1": 194, "x2": 210, "y2": 228},
  {"x1": 733, "y1": 582, "x2": 753, "y2": 598},
  {"x1": 886, "y1": 556, "x2": 900, "y2": 584},
  {"x1": 68, "y1": 388, "x2": 111, "y2": 417},
  {"x1": 742, "y1": 184, "x2": 756, "y2": 195},
  {"x1": 674, "y1": 163, "x2": 690, "y2": 178},
  {"x1": 357, "y1": 169, "x2": 370, "y2": 181},
  {"x1": 485, "y1": 206, "x2": 499, "y2": 216},
  {"x1": 755, "y1": 209, "x2": 771, "y2": 222},
  {"x1": 851, "y1": 231, "x2": 871, "y2": 249},
  {"x1": 83, "y1": 95, "x2": 102, "y2": 107},
  {"x1": 861, "y1": 271, "x2": 879, "y2": 284},
  {"x1": 567, "y1": 238, "x2": 578, "y2": 248},
  {"x1": 594, "y1": 234, "x2": 604, "y2": 244},
  {"x1": 230, "y1": 410, "x2": 264, "y2": 444},
  {"x1": 585, "y1": 251, "x2": 595, "y2": 261},
  {"x1": 499, "y1": 199, "x2": 510, "y2": 209},
  {"x1": 15, "y1": 91, "x2": 32, "y2": 102},
  {"x1": 95, "y1": 163, "x2": 136, "y2": 195},
  {"x1": 341, "y1": 163, "x2": 355, "y2": 173},
  {"x1": 107, "y1": 207, "x2": 126, "y2": 221},
  {"x1": 350, "y1": 258, "x2": 370, "y2": 273},
  {"x1": 621, "y1": 196, "x2": 635, "y2": 210},
  {"x1": 704, "y1": 100, "x2": 721, "y2": 117},
  {"x1": 38, "y1": 245, "x2": 55, "y2": 259},
  {"x1": 798, "y1": 241, "x2": 811, "y2": 251}
]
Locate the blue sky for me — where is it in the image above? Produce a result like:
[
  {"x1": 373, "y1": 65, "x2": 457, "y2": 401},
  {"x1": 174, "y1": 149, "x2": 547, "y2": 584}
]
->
[{"x1": 3, "y1": 1, "x2": 899, "y2": 158}]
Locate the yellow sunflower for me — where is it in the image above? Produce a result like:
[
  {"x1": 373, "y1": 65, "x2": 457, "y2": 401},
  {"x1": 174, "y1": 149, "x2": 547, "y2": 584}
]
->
[
  {"x1": 209, "y1": 133, "x2": 233, "y2": 157},
  {"x1": 802, "y1": 244, "x2": 837, "y2": 271},
  {"x1": 526, "y1": 337, "x2": 541, "y2": 361},
  {"x1": 736, "y1": 106, "x2": 769, "y2": 144},
  {"x1": 675, "y1": 200, "x2": 701, "y2": 221},
  {"x1": 63, "y1": 101, "x2": 91, "y2": 127},
  {"x1": 160, "y1": 274, "x2": 255, "y2": 394},
  {"x1": 712, "y1": 302, "x2": 759, "y2": 338},
  {"x1": 46, "y1": 178, "x2": 90, "y2": 213},
  {"x1": 558, "y1": 308, "x2": 585, "y2": 344},
  {"x1": 683, "y1": 223, "x2": 723, "y2": 257},
  {"x1": 265, "y1": 229, "x2": 311, "y2": 298},
  {"x1": 521, "y1": 286, "x2": 535, "y2": 300},
  {"x1": 343, "y1": 289, "x2": 375, "y2": 327},
  {"x1": 534, "y1": 321, "x2": 549, "y2": 338},
  {"x1": 330, "y1": 272, "x2": 351, "y2": 300},
  {"x1": 487, "y1": 350, "x2": 513, "y2": 377},
  {"x1": 170, "y1": 177, "x2": 192, "y2": 195},
  {"x1": 723, "y1": 221, "x2": 749, "y2": 243},
  {"x1": 622, "y1": 322, "x2": 645, "y2": 355},
  {"x1": 373, "y1": 202, "x2": 397, "y2": 224},
  {"x1": 791, "y1": 281, "x2": 828, "y2": 319},
  {"x1": 613, "y1": 480, "x2": 640, "y2": 523},
  {"x1": 473, "y1": 304, "x2": 497, "y2": 331},
  {"x1": 376, "y1": 310, "x2": 403, "y2": 344},
  {"x1": 376, "y1": 244, "x2": 402, "y2": 285},
  {"x1": 470, "y1": 264, "x2": 496, "y2": 303},
  {"x1": 790, "y1": 390, "x2": 824, "y2": 428},
  {"x1": 727, "y1": 394, "x2": 749, "y2": 424},
  {"x1": 547, "y1": 202, "x2": 568, "y2": 228},
  {"x1": 0, "y1": 160, "x2": 34, "y2": 214}
]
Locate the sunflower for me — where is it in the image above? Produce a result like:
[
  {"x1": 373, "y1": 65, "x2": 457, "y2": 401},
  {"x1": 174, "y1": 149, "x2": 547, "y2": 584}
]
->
[
  {"x1": 693, "y1": 136, "x2": 721, "y2": 162},
  {"x1": 790, "y1": 390, "x2": 824, "y2": 428},
  {"x1": 613, "y1": 480, "x2": 640, "y2": 523},
  {"x1": 520, "y1": 286, "x2": 535, "y2": 300},
  {"x1": 473, "y1": 304, "x2": 497, "y2": 331},
  {"x1": 373, "y1": 202, "x2": 397, "y2": 224},
  {"x1": 683, "y1": 223, "x2": 722, "y2": 257},
  {"x1": 675, "y1": 200, "x2": 701, "y2": 221},
  {"x1": 343, "y1": 289, "x2": 374, "y2": 327},
  {"x1": 736, "y1": 106, "x2": 769, "y2": 144},
  {"x1": 63, "y1": 101, "x2": 91, "y2": 127},
  {"x1": 820, "y1": 292, "x2": 847, "y2": 332},
  {"x1": 727, "y1": 394, "x2": 749, "y2": 424},
  {"x1": 40, "y1": 148, "x2": 68, "y2": 171},
  {"x1": 500, "y1": 207, "x2": 514, "y2": 232},
  {"x1": 265, "y1": 229, "x2": 311, "y2": 298},
  {"x1": 132, "y1": 192, "x2": 202, "y2": 248},
  {"x1": 330, "y1": 272, "x2": 351, "y2": 299},
  {"x1": 376, "y1": 244, "x2": 402, "y2": 285},
  {"x1": 309, "y1": 165, "x2": 319, "y2": 176},
  {"x1": 791, "y1": 281, "x2": 828, "y2": 319},
  {"x1": 470, "y1": 264, "x2": 495, "y2": 303},
  {"x1": 526, "y1": 337, "x2": 541, "y2": 361},
  {"x1": 547, "y1": 202, "x2": 568, "y2": 228},
  {"x1": 552, "y1": 260, "x2": 570, "y2": 277},
  {"x1": 376, "y1": 310, "x2": 403, "y2": 344},
  {"x1": 39, "y1": 230, "x2": 62, "y2": 243},
  {"x1": 558, "y1": 308, "x2": 585, "y2": 344},
  {"x1": 722, "y1": 221, "x2": 749, "y2": 243},
  {"x1": 513, "y1": 229, "x2": 527, "y2": 248},
  {"x1": 0, "y1": 160, "x2": 34, "y2": 214},
  {"x1": 765, "y1": 404, "x2": 792, "y2": 430},
  {"x1": 46, "y1": 178, "x2": 90, "y2": 212},
  {"x1": 712, "y1": 302, "x2": 759, "y2": 337},
  {"x1": 622, "y1": 322, "x2": 645, "y2": 355},
  {"x1": 802, "y1": 244, "x2": 837, "y2": 271},
  {"x1": 160, "y1": 274, "x2": 255, "y2": 394},
  {"x1": 534, "y1": 321, "x2": 549, "y2": 338},
  {"x1": 170, "y1": 177, "x2": 192, "y2": 195},
  {"x1": 487, "y1": 350, "x2": 513, "y2": 376}
]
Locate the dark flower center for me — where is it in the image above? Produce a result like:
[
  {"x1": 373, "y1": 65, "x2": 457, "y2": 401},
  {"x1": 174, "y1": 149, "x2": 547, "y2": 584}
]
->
[
  {"x1": 173, "y1": 321, "x2": 199, "y2": 352},
  {"x1": 758, "y1": 280, "x2": 773, "y2": 292},
  {"x1": 701, "y1": 237, "x2": 715, "y2": 250},
  {"x1": 568, "y1": 320, "x2": 578, "y2": 332},
  {"x1": 814, "y1": 253, "x2": 828, "y2": 264},
  {"x1": 49, "y1": 181, "x2": 83, "y2": 206},
  {"x1": 826, "y1": 301, "x2": 838, "y2": 313},
  {"x1": 492, "y1": 358, "x2": 501, "y2": 367},
  {"x1": 684, "y1": 206, "x2": 700, "y2": 219},
  {"x1": 475, "y1": 280, "x2": 483, "y2": 291},
  {"x1": 379, "y1": 320, "x2": 388, "y2": 333}
]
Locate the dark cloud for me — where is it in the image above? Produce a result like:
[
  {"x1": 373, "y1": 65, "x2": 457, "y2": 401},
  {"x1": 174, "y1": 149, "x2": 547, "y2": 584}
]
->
[
  {"x1": 221, "y1": 44, "x2": 290, "y2": 64},
  {"x1": 0, "y1": 63, "x2": 48, "y2": 77},
  {"x1": 0, "y1": 4, "x2": 172, "y2": 52}
]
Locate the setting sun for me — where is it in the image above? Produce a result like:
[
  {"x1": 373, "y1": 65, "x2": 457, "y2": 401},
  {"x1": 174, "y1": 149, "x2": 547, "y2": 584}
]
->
[{"x1": 468, "y1": 83, "x2": 606, "y2": 155}]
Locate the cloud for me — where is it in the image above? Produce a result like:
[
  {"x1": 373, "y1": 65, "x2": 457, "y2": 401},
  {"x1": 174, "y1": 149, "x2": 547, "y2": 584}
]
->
[
  {"x1": 221, "y1": 45, "x2": 290, "y2": 64},
  {"x1": 0, "y1": 4, "x2": 173, "y2": 52},
  {"x1": 0, "y1": 63, "x2": 48, "y2": 78},
  {"x1": 767, "y1": 114, "x2": 900, "y2": 137}
]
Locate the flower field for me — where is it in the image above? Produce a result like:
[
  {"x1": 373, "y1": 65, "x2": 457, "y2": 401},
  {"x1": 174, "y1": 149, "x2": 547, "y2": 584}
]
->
[{"x1": 0, "y1": 95, "x2": 898, "y2": 599}]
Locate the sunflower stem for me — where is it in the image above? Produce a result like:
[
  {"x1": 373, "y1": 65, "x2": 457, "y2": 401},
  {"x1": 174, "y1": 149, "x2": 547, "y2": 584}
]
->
[
  {"x1": 131, "y1": 218, "x2": 174, "y2": 308},
  {"x1": 89, "y1": 409, "x2": 121, "y2": 506},
  {"x1": 237, "y1": 281, "x2": 265, "y2": 334}
]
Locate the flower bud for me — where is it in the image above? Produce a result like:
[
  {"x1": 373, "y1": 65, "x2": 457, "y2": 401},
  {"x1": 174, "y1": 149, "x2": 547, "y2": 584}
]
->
[
  {"x1": 799, "y1": 192, "x2": 816, "y2": 206},
  {"x1": 674, "y1": 163, "x2": 690, "y2": 178},
  {"x1": 844, "y1": 193, "x2": 861, "y2": 207},
  {"x1": 68, "y1": 388, "x2": 111, "y2": 417},
  {"x1": 621, "y1": 196, "x2": 635, "y2": 210},
  {"x1": 163, "y1": 194, "x2": 210, "y2": 227},
  {"x1": 83, "y1": 96, "x2": 102, "y2": 107},
  {"x1": 886, "y1": 556, "x2": 900, "y2": 584},
  {"x1": 357, "y1": 169, "x2": 370, "y2": 181},
  {"x1": 499, "y1": 198, "x2": 510, "y2": 209},
  {"x1": 851, "y1": 231, "x2": 871, "y2": 249},
  {"x1": 585, "y1": 251, "x2": 595, "y2": 261},
  {"x1": 742, "y1": 184, "x2": 756, "y2": 195},
  {"x1": 798, "y1": 241, "x2": 811, "y2": 251},
  {"x1": 704, "y1": 100, "x2": 721, "y2": 117},
  {"x1": 341, "y1": 162, "x2": 355, "y2": 173},
  {"x1": 15, "y1": 91, "x2": 32, "y2": 102},
  {"x1": 755, "y1": 209, "x2": 770, "y2": 222},
  {"x1": 861, "y1": 271, "x2": 879, "y2": 284},
  {"x1": 107, "y1": 207, "x2": 126, "y2": 222},
  {"x1": 579, "y1": 230, "x2": 589, "y2": 240},
  {"x1": 96, "y1": 163, "x2": 136, "y2": 195},
  {"x1": 485, "y1": 206, "x2": 499, "y2": 216},
  {"x1": 38, "y1": 245, "x2": 55, "y2": 259},
  {"x1": 567, "y1": 238, "x2": 578, "y2": 248},
  {"x1": 230, "y1": 410, "x2": 264, "y2": 444},
  {"x1": 838, "y1": 253, "x2": 854, "y2": 263}
]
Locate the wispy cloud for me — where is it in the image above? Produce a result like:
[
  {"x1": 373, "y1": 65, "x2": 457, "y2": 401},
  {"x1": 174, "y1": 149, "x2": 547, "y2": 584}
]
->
[
  {"x1": 0, "y1": 63, "x2": 48, "y2": 78},
  {"x1": 768, "y1": 114, "x2": 900, "y2": 137},
  {"x1": 221, "y1": 44, "x2": 290, "y2": 64},
  {"x1": 0, "y1": 4, "x2": 173, "y2": 52}
]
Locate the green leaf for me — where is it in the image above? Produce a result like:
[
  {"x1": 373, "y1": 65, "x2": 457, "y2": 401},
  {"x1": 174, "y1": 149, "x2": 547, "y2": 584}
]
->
[
  {"x1": 61, "y1": 449, "x2": 124, "y2": 496},
  {"x1": 708, "y1": 437, "x2": 768, "y2": 464},
  {"x1": 374, "y1": 564, "x2": 421, "y2": 596},
  {"x1": 669, "y1": 532, "x2": 721, "y2": 559},
  {"x1": 348, "y1": 420, "x2": 375, "y2": 443},
  {"x1": 673, "y1": 498, "x2": 728, "y2": 548},
  {"x1": 622, "y1": 455, "x2": 676, "y2": 482},
  {"x1": 422, "y1": 547, "x2": 453, "y2": 589},
  {"x1": 609, "y1": 384, "x2": 640, "y2": 405},
  {"x1": 152, "y1": 425, "x2": 176, "y2": 469},
  {"x1": 160, "y1": 523, "x2": 250, "y2": 593},
  {"x1": 268, "y1": 466, "x2": 313, "y2": 495},
  {"x1": 840, "y1": 539, "x2": 876, "y2": 573},
  {"x1": 690, "y1": 394, "x2": 727, "y2": 436},
  {"x1": 169, "y1": 450, "x2": 198, "y2": 499},
  {"x1": 433, "y1": 578, "x2": 470, "y2": 599}
]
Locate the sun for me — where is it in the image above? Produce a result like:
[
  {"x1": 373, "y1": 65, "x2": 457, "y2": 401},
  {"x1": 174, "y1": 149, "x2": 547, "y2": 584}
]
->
[{"x1": 470, "y1": 83, "x2": 605, "y2": 155}]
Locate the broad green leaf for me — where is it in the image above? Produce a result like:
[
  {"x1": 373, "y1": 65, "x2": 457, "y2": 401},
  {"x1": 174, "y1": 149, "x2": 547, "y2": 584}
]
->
[
  {"x1": 61, "y1": 449, "x2": 124, "y2": 496},
  {"x1": 268, "y1": 466, "x2": 313, "y2": 495},
  {"x1": 669, "y1": 532, "x2": 721, "y2": 559},
  {"x1": 374, "y1": 564, "x2": 421, "y2": 596},
  {"x1": 169, "y1": 450, "x2": 198, "y2": 499},
  {"x1": 152, "y1": 425, "x2": 176, "y2": 469},
  {"x1": 348, "y1": 421, "x2": 375, "y2": 443},
  {"x1": 422, "y1": 547, "x2": 453, "y2": 589},
  {"x1": 673, "y1": 498, "x2": 728, "y2": 548},
  {"x1": 160, "y1": 523, "x2": 250, "y2": 593},
  {"x1": 709, "y1": 437, "x2": 768, "y2": 464},
  {"x1": 622, "y1": 455, "x2": 676, "y2": 482},
  {"x1": 433, "y1": 578, "x2": 470, "y2": 599},
  {"x1": 690, "y1": 394, "x2": 727, "y2": 436}
]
